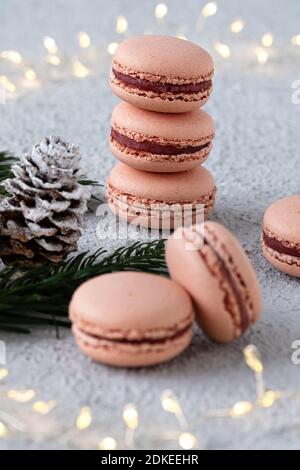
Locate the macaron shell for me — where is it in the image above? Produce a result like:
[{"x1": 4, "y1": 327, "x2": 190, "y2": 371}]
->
[
  {"x1": 166, "y1": 222, "x2": 262, "y2": 343},
  {"x1": 72, "y1": 324, "x2": 192, "y2": 368},
  {"x1": 111, "y1": 103, "x2": 215, "y2": 142},
  {"x1": 69, "y1": 272, "x2": 193, "y2": 335},
  {"x1": 166, "y1": 236, "x2": 235, "y2": 342},
  {"x1": 112, "y1": 35, "x2": 214, "y2": 80},
  {"x1": 110, "y1": 80, "x2": 210, "y2": 113},
  {"x1": 263, "y1": 195, "x2": 300, "y2": 244},
  {"x1": 107, "y1": 163, "x2": 216, "y2": 202}
]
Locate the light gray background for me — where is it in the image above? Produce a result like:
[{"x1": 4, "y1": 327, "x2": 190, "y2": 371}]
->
[{"x1": 1, "y1": 0, "x2": 300, "y2": 450}]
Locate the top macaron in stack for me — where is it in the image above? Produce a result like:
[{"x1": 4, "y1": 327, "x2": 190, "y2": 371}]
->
[{"x1": 107, "y1": 35, "x2": 216, "y2": 228}]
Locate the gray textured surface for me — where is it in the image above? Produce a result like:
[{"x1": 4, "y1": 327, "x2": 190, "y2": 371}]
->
[{"x1": 1, "y1": 0, "x2": 300, "y2": 450}]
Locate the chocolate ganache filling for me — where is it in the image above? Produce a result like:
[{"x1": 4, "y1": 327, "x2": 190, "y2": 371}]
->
[
  {"x1": 80, "y1": 324, "x2": 192, "y2": 344},
  {"x1": 113, "y1": 69, "x2": 212, "y2": 95},
  {"x1": 263, "y1": 232, "x2": 300, "y2": 258},
  {"x1": 111, "y1": 128, "x2": 210, "y2": 156},
  {"x1": 204, "y1": 237, "x2": 250, "y2": 333}
]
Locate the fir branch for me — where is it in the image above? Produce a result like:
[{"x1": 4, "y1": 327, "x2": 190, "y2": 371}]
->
[
  {"x1": 0, "y1": 151, "x2": 17, "y2": 182},
  {"x1": 0, "y1": 151, "x2": 18, "y2": 195},
  {"x1": 0, "y1": 240, "x2": 167, "y2": 333}
]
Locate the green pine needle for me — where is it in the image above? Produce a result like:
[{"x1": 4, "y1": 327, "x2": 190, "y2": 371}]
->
[
  {"x1": 0, "y1": 151, "x2": 17, "y2": 181},
  {"x1": 0, "y1": 240, "x2": 167, "y2": 334},
  {"x1": 0, "y1": 151, "x2": 18, "y2": 195}
]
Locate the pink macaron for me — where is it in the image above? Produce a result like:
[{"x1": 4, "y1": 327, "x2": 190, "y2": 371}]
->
[
  {"x1": 110, "y1": 102, "x2": 215, "y2": 173},
  {"x1": 69, "y1": 272, "x2": 194, "y2": 367},
  {"x1": 110, "y1": 35, "x2": 214, "y2": 113},
  {"x1": 262, "y1": 195, "x2": 300, "y2": 277},
  {"x1": 166, "y1": 222, "x2": 262, "y2": 343},
  {"x1": 106, "y1": 163, "x2": 217, "y2": 229}
]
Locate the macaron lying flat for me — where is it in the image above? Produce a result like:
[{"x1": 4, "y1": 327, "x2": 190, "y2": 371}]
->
[
  {"x1": 110, "y1": 35, "x2": 214, "y2": 113},
  {"x1": 262, "y1": 195, "x2": 300, "y2": 277},
  {"x1": 69, "y1": 272, "x2": 194, "y2": 367},
  {"x1": 110, "y1": 103, "x2": 215, "y2": 173},
  {"x1": 106, "y1": 163, "x2": 217, "y2": 229},
  {"x1": 166, "y1": 222, "x2": 262, "y2": 343}
]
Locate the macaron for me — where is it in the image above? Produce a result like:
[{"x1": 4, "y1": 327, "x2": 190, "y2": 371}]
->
[
  {"x1": 262, "y1": 195, "x2": 300, "y2": 277},
  {"x1": 110, "y1": 35, "x2": 214, "y2": 113},
  {"x1": 106, "y1": 163, "x2": 217, "y2": 229},
  {"x1": 69, "y1": 272, "x2": 194, "y2": 367},
  {"x1": 110, "y1": 102, "x2": 215, "y2": 173},
  {"x1": 166, "y1": 222, "x2": 262, "y2": 343}
]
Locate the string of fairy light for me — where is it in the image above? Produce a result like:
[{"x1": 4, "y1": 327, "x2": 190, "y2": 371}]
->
[
  {"x1": 1, "y1": 1, "x2": 300, "y2": 102},
  {"x1": 1, "y1": 345, "x2": 300, "y2": 449}
]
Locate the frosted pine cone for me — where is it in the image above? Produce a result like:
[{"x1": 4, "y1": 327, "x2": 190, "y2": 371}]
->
[{"x1": 0, "y1": 136, "x2": 91, "y2": 264}]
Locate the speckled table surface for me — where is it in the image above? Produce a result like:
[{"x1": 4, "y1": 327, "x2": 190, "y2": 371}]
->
[{"x1": 1, "y1": 0, "x2": 300, "y2": 450}]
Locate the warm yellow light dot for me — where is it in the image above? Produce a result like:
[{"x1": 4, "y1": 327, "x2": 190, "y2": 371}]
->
[
  {"x1": 116, "y1": 16, "x2": 128, "y2": 34},
  {"x1": 214, "y1": 42, "x2": 231, "y2": 58},
  {"x1": 0, "y1": 50, "x2": 22, "y2": 64},
  {"x1": 230, "y1": 19, "x2": 244, "y2": 33},
  {"x1": 76, "y1": 406, "x2": 92, "y2": 430},
  {"x1": 176, "y1": 34, "x2": 187, "y2": 41},
  {"x1": 108, "y1": 42, "x2": 119, "y2": 55},
  {"x1": 122, "y1": 404, "x2": 138, "y2": 430},
  {"x1": 24, "y1": 68, "x2": 37, "y2": 81},
  {"x1": 7, "y1": 389, "x2": 36, "y2": 403},
  {"x1": 0, "y1": 368, "x2": 8, "y2": 380},
  {"x1": 291, "y1": 34, "x2": 300, "y2": 46},
  {"x1": 46, "y1": 55, "x2": 61, "y2": 66},
  {"x1": 43, "y1": 36, "x2": 58, "y2": 54},
  {"x1": 0, "y1": 422, "x2": 8, "y2": 438},
  {"x1": 202, "y1": 2, "x2": 218, "y2": 17},
  {"x1": 178, "y1": 432, "x2": 197, "y2": 450},
  {"x1": 98, "y1": 436, "x2": 117, "y2": 450},
  {"x1": 73, "y1": 60, "x2": 90, "y2": 78},
  {"x1": 259, "y1": 391, "x2": 282, "y2": 408},
  {"x1": 32, "y1": 400, "x2": 57, "y2": 415},
  {"x1": 230, "y1": 401, "x2": 253, "y2": 417},
  {"x1": 78, "y1": 31, "x2": 91, "y2": 49},
  {"x1": 244, "y1": 345, "x2": 264, "y2": 372},
  {"x1": 161, "y1": 390, "x2": 181, "y2": 414},
  {"x1": 261, "y1": 33, "x2": 273, "y2": 48},
  {"x1": 0, "y1": 75, "x2": 16, "y2": 94},
  {"x1": 155, "y1": 3, "x2": 168, "y2": 19},
  {"x1": 256, "y1": 47, "x2": 268, "y2": 64}
]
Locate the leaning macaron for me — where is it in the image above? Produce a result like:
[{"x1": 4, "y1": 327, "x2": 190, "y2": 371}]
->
[
  {"x1": 262, "y1": 195, "x2": 300, "y2": 277},
  {"x1": 166, "y1": 222, "x2": 262, "y2": 343},
  {"x1": 69, "y1": 272, "x2": 194, "y2": 367},
  {"x1": 110, "y1": 35, "x2": 214, "y2": 113},
  {"x1": 106, "y1": 163, "x2": 217, "y2": 229},
  {"x1": 110, "y1": 102, "x2": 215, "y2": 173}
]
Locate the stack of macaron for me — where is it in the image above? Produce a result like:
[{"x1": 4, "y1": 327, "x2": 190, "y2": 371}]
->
[{"x1": 107, "y1": 35, "x2": 217, "y2": 229}]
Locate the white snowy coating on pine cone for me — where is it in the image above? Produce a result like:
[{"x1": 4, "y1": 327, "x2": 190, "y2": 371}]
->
[{"x1": 0, "y1": 136, "x2": 91, "y2": 264}]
